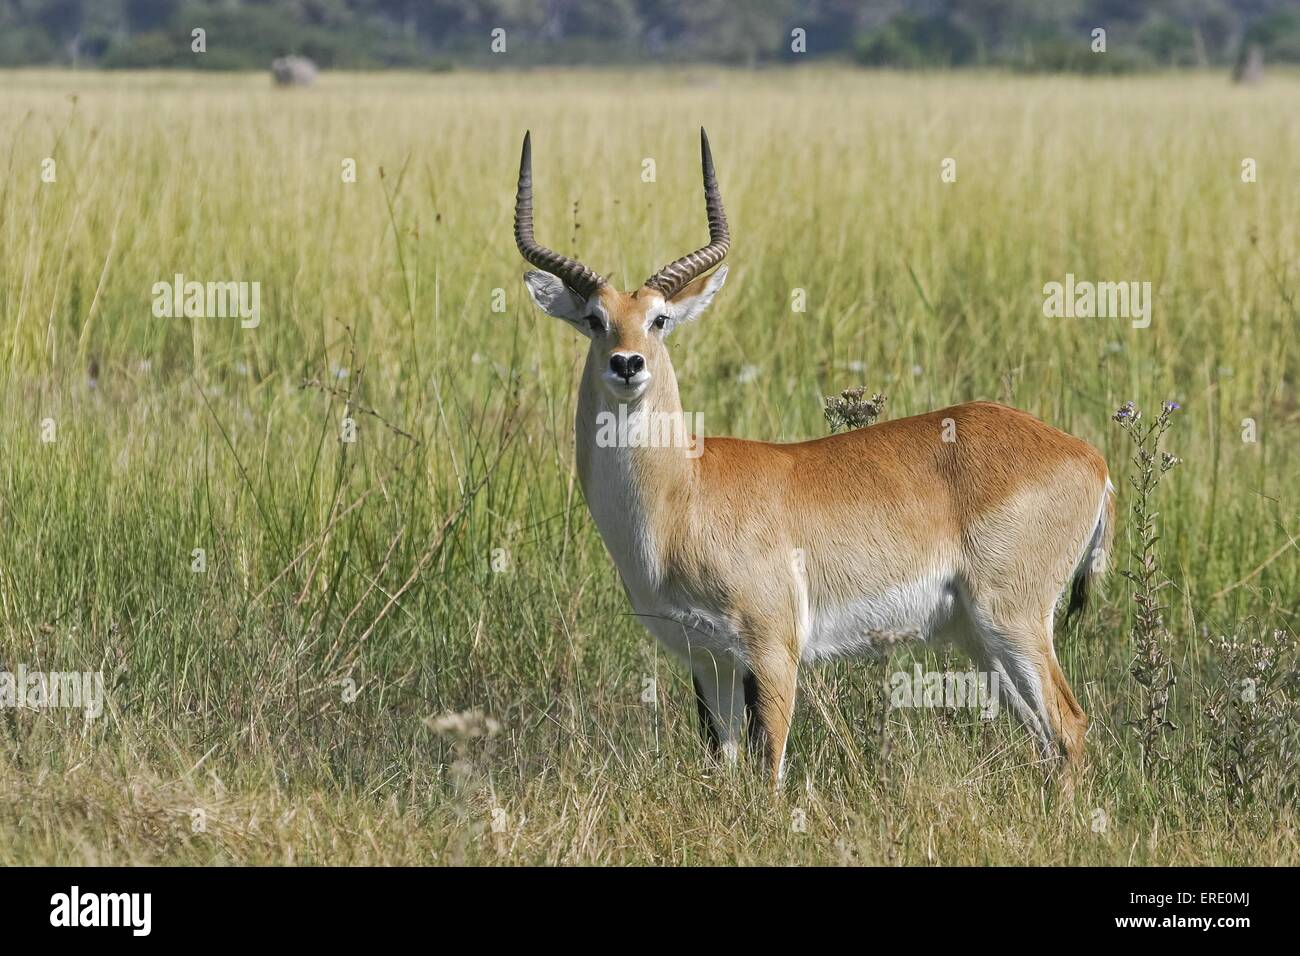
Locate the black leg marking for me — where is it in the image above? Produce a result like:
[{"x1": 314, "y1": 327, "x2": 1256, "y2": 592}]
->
[
  {"x1": 744, "y1": 671, "x2": 766, "y2": 756},
  {"x1": 693, "y1": 676, "x2": 721, "y2": 754}
]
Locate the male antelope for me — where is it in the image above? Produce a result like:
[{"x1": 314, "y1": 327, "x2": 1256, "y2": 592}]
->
[{"x1": 514, "y1": 130, "x2": 1114, "y2": 784}]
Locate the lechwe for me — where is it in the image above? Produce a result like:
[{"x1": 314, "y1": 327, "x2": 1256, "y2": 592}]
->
[{"x1": 513, "y1": 129, "x2": 1113, "y2": 785}]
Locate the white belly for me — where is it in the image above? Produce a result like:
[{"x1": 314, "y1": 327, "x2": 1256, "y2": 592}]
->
[
  {"x1": 803, "y1": 572, "x2": 960, "y2": 662},
  {"x1": 630, "y1": 573, "x2": 961, "y2": 669}
]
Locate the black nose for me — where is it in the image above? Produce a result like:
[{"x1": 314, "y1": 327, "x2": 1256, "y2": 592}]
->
[{"x1": 609, "y1": 353, "x2": 645, "y2": 381}]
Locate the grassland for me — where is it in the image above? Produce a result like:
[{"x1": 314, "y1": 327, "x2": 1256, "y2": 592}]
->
[{"x1": 0, "y1": 68, "x2": 1297, "y2": 865}]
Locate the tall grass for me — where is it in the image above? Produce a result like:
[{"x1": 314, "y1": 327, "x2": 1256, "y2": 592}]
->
[{"x1": 0, "y1": 68, "x2": 1296, "y2": 864}]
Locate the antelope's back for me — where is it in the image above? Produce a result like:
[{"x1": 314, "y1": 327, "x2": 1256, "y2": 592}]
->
[{"x1": 689, "y1": 402, "x2": 1109, "y2": 599}]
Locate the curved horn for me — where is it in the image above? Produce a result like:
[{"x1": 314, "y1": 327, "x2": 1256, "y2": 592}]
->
[
  {"x1": 643, "y1": 128, "x2": 730, "y2": 300},
  {"x1": 514, "y1": 131, "x2": 604, "y2": 300}
]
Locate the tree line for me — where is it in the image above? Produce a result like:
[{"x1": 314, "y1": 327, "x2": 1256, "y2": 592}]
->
[{"x1": 2, "y1": 0, "x2": 1298, "y2": 71}]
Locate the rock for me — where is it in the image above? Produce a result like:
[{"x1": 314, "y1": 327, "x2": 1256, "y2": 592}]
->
[{"x1": 271, "y1": 56, "x2": 317, "y2": 87}]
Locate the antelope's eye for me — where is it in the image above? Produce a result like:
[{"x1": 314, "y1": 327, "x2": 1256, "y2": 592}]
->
[
  {"x1": 586, "y1": 316, "x2": 604, "y2": 333},
  {"x1": 652, "y1": 315, "x2": 668, "y2": 330}
]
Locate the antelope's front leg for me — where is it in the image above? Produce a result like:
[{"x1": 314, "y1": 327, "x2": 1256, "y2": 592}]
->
[
  {"x1": 690, "y1": 652, "x2": 747, "y2": 765},
  {"x1": 745, "y1": 643, "x2": 800, "y2": 787}
]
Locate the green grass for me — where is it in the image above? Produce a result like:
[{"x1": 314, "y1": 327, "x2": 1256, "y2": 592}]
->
[{"x1": 0, "y1": 68, "x2": 1297, "y2": 864}]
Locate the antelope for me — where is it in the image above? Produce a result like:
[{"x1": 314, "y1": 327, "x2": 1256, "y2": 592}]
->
[{"x1": 513, "y1": 129, "x2": 1114, "y2": 785}]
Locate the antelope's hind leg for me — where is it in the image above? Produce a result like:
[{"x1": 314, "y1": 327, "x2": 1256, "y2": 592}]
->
[{"x1": 968, "y1": 611, "x2": 1088, "y2": 775}]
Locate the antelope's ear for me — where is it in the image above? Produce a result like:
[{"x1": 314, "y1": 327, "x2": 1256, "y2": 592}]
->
[
  {"x1": 667, "y1": 265, "x2": 728, "y2": 328},
  {"x1": 523, "y1": 270, "x2": 590, "y2": 334}
]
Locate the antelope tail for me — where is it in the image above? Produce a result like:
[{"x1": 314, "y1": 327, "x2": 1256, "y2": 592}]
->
[{"x1": 1066, "y1": 478, "x2": 1115, "y2": 623}]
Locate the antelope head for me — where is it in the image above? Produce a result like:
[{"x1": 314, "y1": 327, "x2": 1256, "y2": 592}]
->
[{"x1": 514, "y1": 129, "x2": 730, "y2": 405}]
